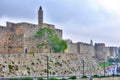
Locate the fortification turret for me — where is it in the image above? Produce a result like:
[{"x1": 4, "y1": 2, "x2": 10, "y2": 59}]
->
[{"x1": 95, "y1": 43, "x2": 106, "y2": 61}]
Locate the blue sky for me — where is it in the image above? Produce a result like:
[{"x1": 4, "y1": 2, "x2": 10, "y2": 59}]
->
[{"x1": 0, "y1": 0, "x2": 120, "y2": 46}]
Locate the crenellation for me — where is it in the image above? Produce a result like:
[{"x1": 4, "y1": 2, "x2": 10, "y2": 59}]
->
[
  {"x1": 55, "y1": 28, "x2": 62, "y2": 39},
  {"x1": 6, "y1": 22, "x2": 17, "y2": 27},
  {"x1": 43, "y1": 23, "x2": 55, "y2": 29},
  {"x1": 78, "y1": 42, "x2": 95, "y2": 56},
  {"x1": 66, "y1": 41, "x2": 78, "y2": 53}
]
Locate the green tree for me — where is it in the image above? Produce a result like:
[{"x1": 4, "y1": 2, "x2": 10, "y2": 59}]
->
[{"x1": 35, "y1": 27, "x2": 67, "y2": 53}]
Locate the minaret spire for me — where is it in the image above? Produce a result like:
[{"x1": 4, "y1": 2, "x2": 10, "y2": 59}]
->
[
  {"x1": 90, "y1": 40, "x2": 93, "y2": 46},
  {"x1": 38, "y1": 6, "x2": 43, "y2": 28}
]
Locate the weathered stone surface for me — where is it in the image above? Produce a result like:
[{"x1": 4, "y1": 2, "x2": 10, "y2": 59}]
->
[
  {"x1": 0, "y1": 53, "x2": 103, "y2": 78},
  {"x1": 0, "y1": 24, "x2": 24, "y2": 54}
]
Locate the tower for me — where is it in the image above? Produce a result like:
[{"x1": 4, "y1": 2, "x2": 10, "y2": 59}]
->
[
  {"x1": 90, "y1": 40, "x2": 93, "y2": 46},
  {"x1": 38, "y1": 6, "x2": 43, "y2": 27}
]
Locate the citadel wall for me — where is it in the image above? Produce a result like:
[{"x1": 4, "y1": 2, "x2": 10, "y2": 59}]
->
[
  {"x1": 109, "y1": 47, "x2": 118, "y2": 58},
  {"x1": 66, "y1": 40, "x2": 95, "y2": 57},
  {"x1": 20, "y1": 22, "x2": 39, "y2": 53},
  {"x1": 43, "y1": 23, "x2": 62, "y2": 39},
  {"x1": 0, "y1": 53, "x2": 102, "y2": 78},
  {"x1": 0, "y1": 22, "x2": 24, "y2": 54},
  {"x1": 0, "y1": 19, "x2": 63, "y2": 54},
  {"x1": 94, "y1": 43, "x2": 118, "y2": 61},
  {"x1": 66, "y1": 41, "x2": 78, "y2": 53},
  {"x1": 66, "y1": 41, "x2": 118, "y2": 61},
  {"x1": 105, "y1": 47, "x2": 110, "y2": 58},
  {"x1": 78, "y1": 42, "x2": 95, "y2": 57},
  {"x1": 95, "y1": 43, "x2": 106, "y2": 61}
]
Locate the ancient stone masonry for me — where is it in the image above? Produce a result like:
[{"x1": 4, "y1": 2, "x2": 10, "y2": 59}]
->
[
  {"x1": 0, "y1": 23, "x2": 24, "y2": 54},
  {"x1": 0, "y1": 6, "x2": 62, "y2": 54},
  {"x1": 66, "y1": 40, "x2": 118, "y2": 61},
  {"x1": 109, "y1": 47, "x2": 118, "y2": 58},
  {"x1": 0, "y1": 53, "x2": 103, "y2": 78},
  {"x1": 38, "y1": 6, "x2": 43, "y2": 27}
]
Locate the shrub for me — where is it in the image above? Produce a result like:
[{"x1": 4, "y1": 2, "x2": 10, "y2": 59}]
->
[
  {"x1": 31, "y1": 62, "x2": 35, "y2": 65},
  {"x1": 8, "y1": 64, "x2": 14, "y2": 70},
  {"x1": 81, "y1": 75, "x2": 87, "y2": 78},
  {"x1": 92, "y1": 75, "x2": 99, "y2": 78},
  {"x1": 21, "y1": 78, "x2": 33, "y2": 80},
  {"x1": 43, "y1": 69, "x2": 47, "y2": 73},
  {"x1": 59, "y1": 78, "x2": 67, "y2": 80},
  {"x1": 49, "y1": 78, "x2": 58, "y2": 80},
  {"x1": 69, "y1": 76, "x2": 77, "y2": 79},
  {"x1": 28, "y1": 51, "x2": 34, "y2": 54},
  {"x1": 38, "y1": 77, "x2": 44, "y2": 80},
  {"x1": 9, "y1": 78, "x2": 18, "y2": 80}
]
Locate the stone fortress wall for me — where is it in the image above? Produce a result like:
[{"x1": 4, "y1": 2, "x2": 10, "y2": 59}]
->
[
  {"x1": 0, "y1": 6, "x2": 62, "y2": 54},
  {"x1": 66, "y1": 40, "x2": 118, "y2": 61},
  {"x1": 0, "y1": 23, "x2": 24, "y2": 54},
  {"x1": 0, "y1": 53, "x2": 102, "y2": 78}
]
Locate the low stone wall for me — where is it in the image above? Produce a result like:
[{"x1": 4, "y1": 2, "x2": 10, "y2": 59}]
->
[{"x1": 0, "y1": 53, "x2": 103, "y2": 78}]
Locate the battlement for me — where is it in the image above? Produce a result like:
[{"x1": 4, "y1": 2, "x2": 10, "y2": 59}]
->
[
  {"x1": 6, "y1": 22, "x2": 17, "y2": 27},
  {"x1": 0, "y1": 26, "x2": 8, "y2": 30},
  {"x1": 43, "y1": 23, "x2": 55, "y2": 29},
  {"x1": 19, "y1": 22, "x2": 37, "y2": 26},
  {"x1": 95, "y1": 43, "x2": 105, "y2": 46},
  {"x1": 79, "y1": 42, "x2": 92, "y2": 46}
]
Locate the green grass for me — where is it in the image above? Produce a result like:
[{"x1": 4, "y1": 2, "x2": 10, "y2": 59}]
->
[{"x1": 99, "y1": 62, "x2": 112, "y2": 68}]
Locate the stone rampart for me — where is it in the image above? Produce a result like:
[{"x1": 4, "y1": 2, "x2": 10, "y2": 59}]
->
[
  {"x1": 0, "y1": 53, "x2": 102, "y2": 78},
  {"x1": 78, "y1": 42, "x2": 95, "y2": 57},
  {"x1": 66, "y1": 42, "x2": 78, "y2": 53},
  {"x1": 0, "y1": 24, "x2": 24, "y2": 54},
  {"x1": 109, "y1": 47, "x2": 118, "y2": 58}
]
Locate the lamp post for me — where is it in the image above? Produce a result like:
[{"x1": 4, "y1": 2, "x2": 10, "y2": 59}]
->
[
  {"x1": 45, "y1": 55, "x2": 49, "y2": 80},
  {"x1": 116, "y1": 58, "x2": 118, "y2": 75},
  {"x1": 81, "y1": 59, "x2": 85, "y2": 77},
  {"x1": 103, "y1": 58, "x2": 105, "y2": 76},
  {"x1": 103, "y1": 52, "x2": 106, "y2": 77}
]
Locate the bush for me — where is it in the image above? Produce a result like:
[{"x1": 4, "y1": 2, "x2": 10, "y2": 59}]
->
[
  {"x1": 59, "y1": 78, "x2": 67, "y2": 80},
  {"x1": 81, "y1": 75, "x2": 87, "y2": 78},
  {"x1": 49, "y1": 78, "x2": 58, "y2": 80},
  {"x1": 38, "y1": 77, "x2": 44, "y2": 80},
  {"x1": 92, "y1": 75, "x2": 99, "y2": 78},
  {"x1": 28, "y1": 51, "x2": 34, "y2": 55},
  {"x1": 113, "y1": 74, "x2": 120, "y2": 77},
  {"x1": 9, "y1": 78, "x2": 18, "y2": 80},
  {"x1": 21, "y1": 78, "x2": 33, "y2": 80},
  {"x1": 69, "y1": 76, "x2": 77, "y2": 79}
]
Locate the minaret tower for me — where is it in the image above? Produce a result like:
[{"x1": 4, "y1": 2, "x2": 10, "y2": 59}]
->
[
  {"x1": 90, "y1": 40, "x2": 93, "y2": 46},
  {"x1": 38, "y1": 6, "x2": 43, "y2": 28}
]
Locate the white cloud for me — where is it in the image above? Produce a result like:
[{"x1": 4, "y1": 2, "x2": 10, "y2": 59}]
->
[{"x1": 97, "y1": 0, "x2": 120, "y2": 16}]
